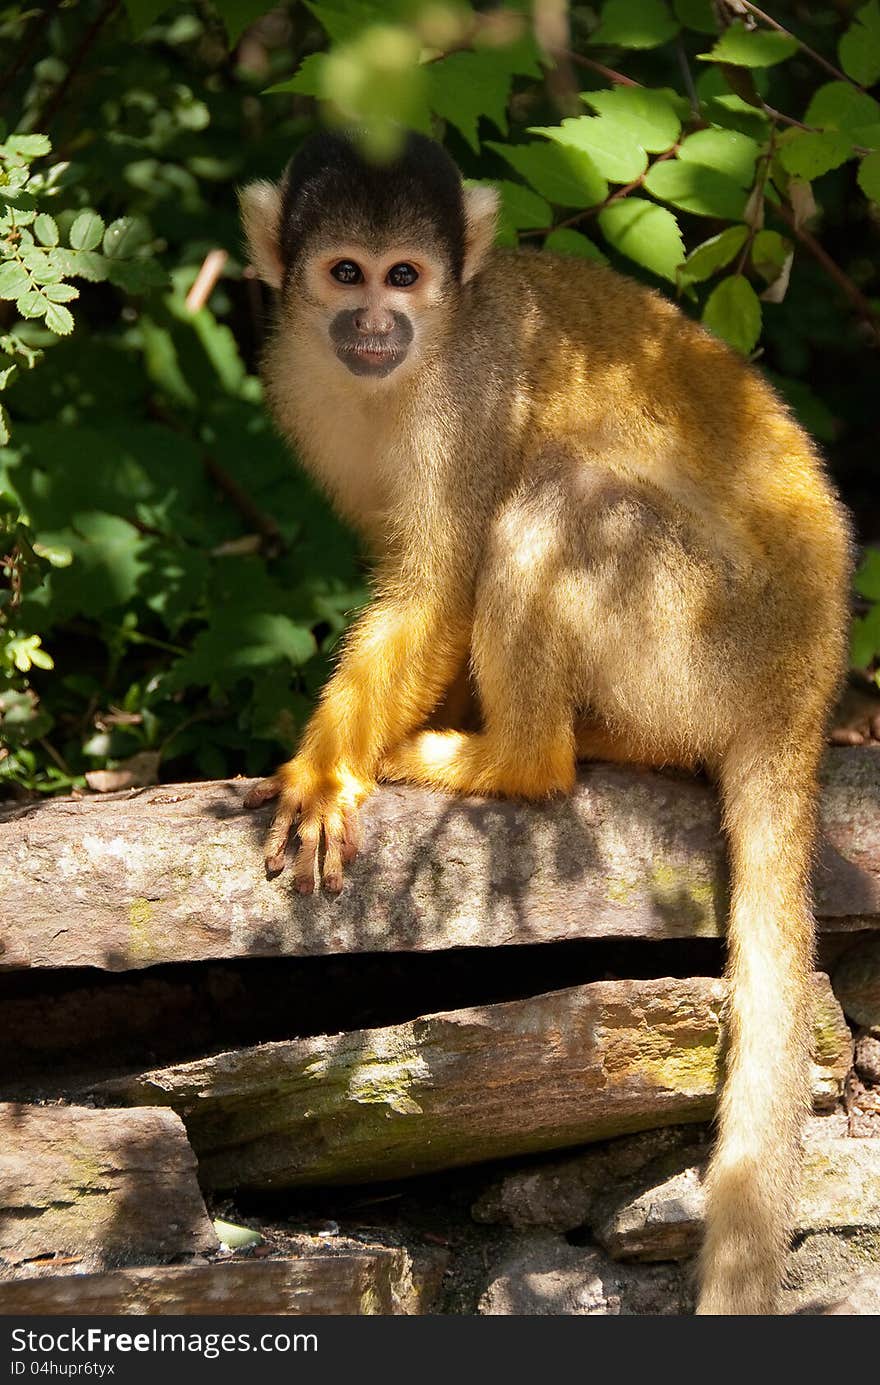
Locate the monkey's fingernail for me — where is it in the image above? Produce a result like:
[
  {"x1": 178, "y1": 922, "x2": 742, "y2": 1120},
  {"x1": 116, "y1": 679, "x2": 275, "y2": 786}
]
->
[
  {"x1": 295, "y1": 875, "x2": 316, "y2": 895},
  {"x1": 323, "y1": 872, "x2": 343, "y2": 893},
  {"x1": 265, "y1": 853, "x2": 286, "y2": 875}
]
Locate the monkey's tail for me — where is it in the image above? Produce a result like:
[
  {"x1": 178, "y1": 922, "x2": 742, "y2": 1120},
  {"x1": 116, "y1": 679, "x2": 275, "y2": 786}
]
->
[{"x1": 696, "y1": 735, "x2": 820, "y2": 1316}]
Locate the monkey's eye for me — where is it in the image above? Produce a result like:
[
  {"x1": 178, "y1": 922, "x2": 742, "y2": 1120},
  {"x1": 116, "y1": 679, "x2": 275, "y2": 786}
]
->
[
  {"x1": 387, "y1": 263, "x2": 419, "y2": 288},
  {"x1": 330, "y1": 260, "x2": 363, "y2": 285}
]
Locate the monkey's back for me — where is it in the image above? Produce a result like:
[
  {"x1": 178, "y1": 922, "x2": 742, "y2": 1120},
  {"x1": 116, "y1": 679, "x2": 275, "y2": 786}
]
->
[{"x1": 470, "y1": 248, "x2": 850, "y2": 616}]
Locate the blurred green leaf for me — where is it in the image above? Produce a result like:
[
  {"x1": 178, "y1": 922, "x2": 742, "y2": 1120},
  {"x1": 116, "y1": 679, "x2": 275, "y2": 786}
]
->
[
  {"x1": 857, "y1": 151, "x2": 880, "y2": 203},
  {"x1": 839, "y1": 0, "x2": 880, "y2": 87},
  {"x1": 778, "y1": 130, "x2": 853, "y2": 181},
  {"x1": 591, "y1": 0, "x2": 678, "y2": 50}
]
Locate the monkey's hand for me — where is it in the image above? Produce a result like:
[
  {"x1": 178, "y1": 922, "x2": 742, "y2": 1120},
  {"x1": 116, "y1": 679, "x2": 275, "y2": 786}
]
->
[{"x1": 243, "y1": 758, "x2": 371, "y2": 892}]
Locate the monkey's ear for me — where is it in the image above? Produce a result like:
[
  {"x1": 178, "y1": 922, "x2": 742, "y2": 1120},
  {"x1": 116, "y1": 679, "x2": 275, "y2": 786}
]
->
[
  {"x1": 238, "y1": 180, "x2": 284, "y2": 290},
  {"x1": 461, "y1": 183, "x2": 499, "y2": 285}
]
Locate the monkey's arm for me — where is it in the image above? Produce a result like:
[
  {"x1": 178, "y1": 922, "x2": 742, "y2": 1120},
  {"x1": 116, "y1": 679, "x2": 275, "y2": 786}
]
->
[{"x1": 246, "y1": 583, "x2": 470, "y2": 889}]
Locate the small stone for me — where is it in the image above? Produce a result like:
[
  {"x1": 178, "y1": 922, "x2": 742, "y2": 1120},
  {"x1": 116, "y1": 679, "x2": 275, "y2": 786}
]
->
[
  {"x1": 855, "y1": 1033, "x2": 880, "y2": 1085},
  {"x1": 833, "y1": 940, "x2": 880, "y2": 1028}
]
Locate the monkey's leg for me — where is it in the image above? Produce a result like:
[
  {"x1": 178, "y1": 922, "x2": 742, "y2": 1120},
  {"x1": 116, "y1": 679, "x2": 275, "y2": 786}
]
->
[
  {"x1": 697, "y1": 730, "x2": 820, "y2": 1315},
  {"x1": 245, "y1": 595, "x2": 470, "y2": 887},
  {"x1": 382, "y1": 484, "x2": 577, "y2": 798}
]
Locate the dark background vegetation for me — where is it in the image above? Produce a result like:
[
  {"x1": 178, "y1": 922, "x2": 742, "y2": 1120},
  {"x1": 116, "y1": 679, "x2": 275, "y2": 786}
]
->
[{"x1": 1, "y1": 0, "x2": 878, "y2": 796}]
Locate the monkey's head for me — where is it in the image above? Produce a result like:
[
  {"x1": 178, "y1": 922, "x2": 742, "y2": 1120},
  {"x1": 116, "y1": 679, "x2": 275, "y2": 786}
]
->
[{"x1": 239, "y1": 130, "x2": 498, "y2": 384}]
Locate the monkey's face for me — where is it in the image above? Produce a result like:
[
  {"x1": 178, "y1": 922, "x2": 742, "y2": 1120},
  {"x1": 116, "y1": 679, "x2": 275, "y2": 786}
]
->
[{"x1": 295, "y1": 241, "x2": 452, "y2": 383}]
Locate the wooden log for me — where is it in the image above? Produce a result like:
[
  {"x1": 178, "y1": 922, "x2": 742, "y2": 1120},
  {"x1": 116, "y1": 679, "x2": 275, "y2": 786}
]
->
[
  {"x1": 0, "y1": 1247, "x2": 445, "y2": 1314},
  {"x1": 0, "y1": 748, "x2": 878, "y2": 972},
  {"x1": 90, "y1": 974, "x2": 851, "y2": 1190},
  {"x1": 0, "y1": 1104, "x2": 217, "y2": 1266}
]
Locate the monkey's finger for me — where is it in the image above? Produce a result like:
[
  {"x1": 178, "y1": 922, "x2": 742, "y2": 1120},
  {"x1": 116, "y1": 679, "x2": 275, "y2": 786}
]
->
[
  {"x1": 264, "y1": 805, "x2": 297, "y2": 874},
  {"x1": 321, "y1": 807, "x2": 352, "y2": 892},
  {"x1": 244, "y1": 776, "x2": 282, "y2": 810},
  {"x1": 340, "y1": 807, "x2": 361, "y2": 864},
  {"x1": 292, "y1": 817, "x2": 321, "y2": 895}
]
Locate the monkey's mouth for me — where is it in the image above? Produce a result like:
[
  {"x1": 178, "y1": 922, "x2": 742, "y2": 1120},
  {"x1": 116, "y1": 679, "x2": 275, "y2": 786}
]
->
[{"x1": 335, "y1": 340, "x2": 405, "y2": 378}]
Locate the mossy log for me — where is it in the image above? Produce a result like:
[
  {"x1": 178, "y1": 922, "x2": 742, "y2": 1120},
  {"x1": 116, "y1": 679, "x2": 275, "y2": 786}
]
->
[
  {"x1": 1, "y1": 748, "x2": 879, "y2": 972},
  {"x1": 0, "y1": 1247, "x2": 445, "y2": 1315},
  {"x1": 0, "y1": 1104, "x2": 217, "y2": 1266},
  {"x1": 90, "y1": 974, "x2": 851, "y2": 1190}
]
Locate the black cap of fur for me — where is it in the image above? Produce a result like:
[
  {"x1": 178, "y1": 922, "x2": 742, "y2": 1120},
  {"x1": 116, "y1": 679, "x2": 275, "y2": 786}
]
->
[{"x1": 280, "y1": 129, "x2": 467, "y2": 280}]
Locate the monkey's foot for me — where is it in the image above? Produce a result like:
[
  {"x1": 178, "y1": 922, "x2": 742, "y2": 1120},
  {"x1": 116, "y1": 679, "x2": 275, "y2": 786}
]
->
[
  {"x1": 243, "y1": 759, "x2": 370, "y2": 892},
  {"x1": 381, "y1": 730, "x2": 575, "y2": 799}
]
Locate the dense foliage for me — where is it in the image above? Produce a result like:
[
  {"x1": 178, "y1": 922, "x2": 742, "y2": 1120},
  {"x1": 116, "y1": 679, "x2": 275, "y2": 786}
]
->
[{"x1": 1, "y1": 0, "x2": 878, "y2": 795}]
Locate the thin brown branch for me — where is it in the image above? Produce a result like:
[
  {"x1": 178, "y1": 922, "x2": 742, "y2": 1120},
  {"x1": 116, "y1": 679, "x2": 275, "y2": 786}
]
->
[
  {"x1": 36, "y1": 0, "x2": 122, "y2": 132},
  {"x1": 185, "y1": 250, "x2": 229, "y2": 314},
  {"x1": 0, "y1": 0, "x2": 62, "y2": 112},
  {"x1": 776, "y1": 202, "x2": 880, "y2": 344},
  {"x1": 564, "y1": 49, "x2": 641, "y2": 87},
  {"x1": 737, "y1": 1, "x2": 863, "y2": 89},
  {"x1": 202, "y1": 454, "x2": 284, "y2": 557}
]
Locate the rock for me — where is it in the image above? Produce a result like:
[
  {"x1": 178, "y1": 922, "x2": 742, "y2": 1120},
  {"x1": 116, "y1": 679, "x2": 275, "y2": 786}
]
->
[
  {"x1": 0, "y1": 1245, "x2": 447, "y2": 1314},
  {"x1": 815, "y1": 1271, "x2": 880, "y2": 1314},
  {"x1": 87, "y1": 974, "x2": 849, "y2": 1190},
  {"x1": 834, "y1": 939, "x2": 880, "y2": 1027},
  {"x1": 855, "y1": 1033, "x2": 880, "y2": 1084},
  {"x1": 479, "y1": 1232, "x2": 692, "y2": 1315},
  {"x1": 1, "y1": 749, "x2": 878, "y2": 972},
  {"x1": 0, "y1": 1104, "x2": 217, "y2": 1267},
  {"x1": 593, "y1": 1126, "x2": 880, "y2": 1263},
  {"x1": 472, "y1": 1126, "x2": 707, "y2": 1232}
]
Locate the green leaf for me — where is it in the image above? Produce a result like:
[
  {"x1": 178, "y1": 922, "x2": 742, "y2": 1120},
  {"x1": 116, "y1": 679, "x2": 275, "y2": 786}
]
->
[
  {"x1": 493, "y1": 179, "x2": 552, "y2": 231},
  {"x1": 857, "y1": 151, "x2": 880, "y2": 203},
  {"x1": 702, "y1": 274, "x2": 762, "y2": 354},
  {"x1": 704, "y1": 94, "x2": 770, "y2": 141},
  {"x1": 49, "y1": 248, "x2": 108, "y2": 283},
  {"x1": 678, "y1": 225, "x2": 748, "y2": 284},
  {"x1": 678, "y1": 128, "x2": 759, "y2": 188},
  {"x1": 591, "y1": 0, "x2": 678, "y2": 49},
  {"x1": 582, "y1": 86, "x2": 681, "y2": 153},
  {"x1": 44, "y1": 302, "x2": 74, "y2": 336},
  {"x1": 69, "y1": 211, "x2": 105, "y2": 252},
  {"x1": 16, "y1": 290, "x2": 48, "y2": 319},
  {"x1": 805, "y1": 82, "x2": 880, "y2": 133},
  {"x1": 105, "y1": 258, "x2": 169, "y2": 292},
  {"x1": 102, "y1": 216, "x2": 150, "y2": 259},
  {"x1": 5, "y1": 134, "x2": 51, "y2": 159},
  {"x1": 598, "y1": 197, "x2": 685, "y2": 281},
  {"x1": 0, "y1": 262, "x2": 30, "y2": 299},
  {"x1": 751, "y1": 229, "x2": 789, "y2": 281},
  {"x1": 427, "y1": 52, "x2": 513, "y2": 153},
  {"x1": 855, "y1": 550, "x2": 880, "y2": 602},
  {"x1": 644, "y1": 159, "x2": 748, "y2": 218},
  {"x1": 673, "y1": 0, "x2": 716, "y2": 34},
  {"x1": 487, "y1": 141, "x2": 607, "y2": 209},
  {"x1": 33, "y1": 214, "x2": 59, "y2": 247},
  {"x1": 172, "y1": 613, "x2": 317, "y2": 688},
  {"x1": 42, "y1": 282, "x2": 79, "y2": 303},
  {"x1": 839, "y1": 0, "x2": 880, "y2": 88},
  {"x1": 267, "y1": 52, "x2": 326, "y2": 98},
  {"x1": 851, "y1": 603, "x2": 880, "y2": 668},
  {"x1": 778, "y1": 130, "x2": 853, "y2": 181},
  {"x1": 530, "y1": 117, "x2": 647, "y2": 184},
  {"x1": 544, "y1": 228, "x2": 609, "y2": 264},
  {"x1": 699, "y1": 21, "x2": 798, "y2": 67}
]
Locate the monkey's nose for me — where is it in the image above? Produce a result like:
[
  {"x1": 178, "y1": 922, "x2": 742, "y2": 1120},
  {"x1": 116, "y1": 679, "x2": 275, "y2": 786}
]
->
[{"x1": 353, "y1": 310, "x2": 394, "y2": 336}]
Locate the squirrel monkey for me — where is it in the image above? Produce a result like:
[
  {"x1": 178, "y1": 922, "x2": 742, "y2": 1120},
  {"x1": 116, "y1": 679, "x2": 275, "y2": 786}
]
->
[{"x1": 239, "y1": 131, "x2": 851, "y2": 1315}]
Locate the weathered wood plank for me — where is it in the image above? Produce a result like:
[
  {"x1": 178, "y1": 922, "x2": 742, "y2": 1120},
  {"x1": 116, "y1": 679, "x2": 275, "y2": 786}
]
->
[
  {"x1": 0, "y1": 749, "x2": 877, "y2": 971},
  {"x1": 0, "y1": 1248, "x2": 445, "y2": 1314},
  {"x1": 0, "y1": 1104, "x2": 217, "y2": 1266},
  {"x1": 89, "y1": 974, "x2": 851, "y2": 1190}
]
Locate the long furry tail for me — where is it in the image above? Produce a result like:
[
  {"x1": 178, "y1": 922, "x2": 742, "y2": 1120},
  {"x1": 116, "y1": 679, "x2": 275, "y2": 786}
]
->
[{"x1": 697, "y1": 737, "x2": 819, "y2": 1315}]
